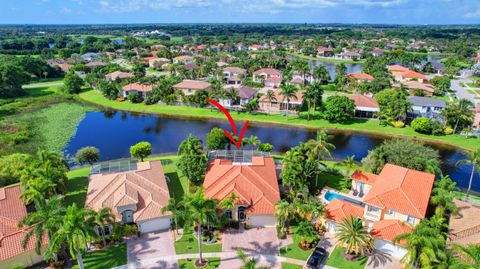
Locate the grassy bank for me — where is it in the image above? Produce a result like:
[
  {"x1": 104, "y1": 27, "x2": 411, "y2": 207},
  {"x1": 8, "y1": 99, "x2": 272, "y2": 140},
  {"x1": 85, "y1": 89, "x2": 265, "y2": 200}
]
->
[
  {"x1": 79, "y1": 90, "x2": 478, "y2": 151},
  {"x1": 289, "y1": 52, "x2": 365, "y2": 64}
]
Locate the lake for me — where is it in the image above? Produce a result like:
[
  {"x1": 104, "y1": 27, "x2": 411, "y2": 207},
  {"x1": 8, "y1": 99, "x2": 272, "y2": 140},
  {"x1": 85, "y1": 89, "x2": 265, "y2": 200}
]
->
[
  {"x1": 306, "y1": 59, "x2": 363, "y2": 82},
  {"x1": 64, "y1": 110, "x2": 480, "y2": 194}
]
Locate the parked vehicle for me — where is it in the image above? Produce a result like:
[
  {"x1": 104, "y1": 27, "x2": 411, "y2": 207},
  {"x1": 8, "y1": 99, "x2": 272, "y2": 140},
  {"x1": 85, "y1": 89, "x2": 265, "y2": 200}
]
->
[{"x1": 306, "y1": 246, "x2": 327, "y2": 269}]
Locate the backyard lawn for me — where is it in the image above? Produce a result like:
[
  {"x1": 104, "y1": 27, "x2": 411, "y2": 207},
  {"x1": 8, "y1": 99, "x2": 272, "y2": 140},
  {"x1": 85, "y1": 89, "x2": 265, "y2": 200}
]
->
[
  {"x1": 65, "y1": 167, "x2": 90, "y2": 207},
  {"x1": 79, "y1": 90, "x2": 478, "y2": 151},
  {"x1": 174, "y1": 231, "x2": 222, "y2": 255},
  {"x1": 71, "y1": 242, "x2": 127, "y2": 269},
  {"x1": 279, "y1": 226, "x2": 315, "y2": 261},
  {"x1": 325, "y1": 247, "x2": 368, "y2": 269},
  {"x1": 178, "y1": 258, "x2": 221, "y2": 269},
  {"x1": 281, "y1": 263, "x2": 303, "y2": 269}
]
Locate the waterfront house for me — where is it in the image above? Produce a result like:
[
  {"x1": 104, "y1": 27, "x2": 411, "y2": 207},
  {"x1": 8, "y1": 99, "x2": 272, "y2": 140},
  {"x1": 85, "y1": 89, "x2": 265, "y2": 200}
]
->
[
  {"x1": 121, "y1": 83, "x2": 154, "y2": 98},
  {"x1": 316, "y1": 46, "x2": 334, "y2": 57},
  {"x1": 173, "y1": 80, "x2": 212, "y2": 96},
  {"x1": 388, "y1": 65, "x2": 410, "y2": 79},
  {"x1": 347, "y1": 94, "x2": 379, "y2": 118},
  {"x1": 253, "y1": 68, "x2": 282, "y2": 83},
  {"x1": 346, "y1": 73, "x2": 374, "y2": 84},
  {"x1": 448, "y1": 199, "x2": 480, "y2": 245},
  {"x1": 394, "y1": 81, "x2": 436, "y2": 96},
  {"x1": 400, "y1": 70, "x2": 429, "y2": 83},
  {"x1": 223, "y1": 66, "x2": 247, "y2": 85},
  {"x1": 203, "y1": 157, "x2": 280, "y2": 227},
  {"x1": 85, "y1": 161, "x2": 172, "y2": 234},
  {"x1": 0, "y1": 186, "x2": 47, "y2": 268},
  {"x1": 407, "y1": 96, "x2": 446, "y2": 120},
  {"x1": 173, "y1": 55, "x2": 194, "y2": 64},
  {"x1": 258, "y1": 90, "x2": 303, "y2": 114},
  {"x1": 219, "y1": 86, "x2": 256, "y2": 109},
  {"x1": 149, "y1": 57, "x2": 170, "y2": 69}
]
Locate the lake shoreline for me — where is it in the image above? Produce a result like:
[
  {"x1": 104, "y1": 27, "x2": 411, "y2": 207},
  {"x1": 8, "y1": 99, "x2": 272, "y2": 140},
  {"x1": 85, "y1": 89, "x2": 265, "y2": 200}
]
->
[{"x1": 77, "y1": 90, "x2": 475, "y2": 153}]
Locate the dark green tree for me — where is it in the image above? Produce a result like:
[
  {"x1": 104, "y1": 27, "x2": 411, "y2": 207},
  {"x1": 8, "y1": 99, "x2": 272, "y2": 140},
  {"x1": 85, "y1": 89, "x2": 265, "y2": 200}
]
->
[{"x1": 322, "y1": 95, "x2": 355, "y2": 123}]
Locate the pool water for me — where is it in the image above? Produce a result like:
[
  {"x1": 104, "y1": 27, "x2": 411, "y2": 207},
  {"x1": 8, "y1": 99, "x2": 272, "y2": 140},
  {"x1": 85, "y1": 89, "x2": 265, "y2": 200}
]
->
[{"x1": 324, "y1": 191, "x2": 365, "y2": 206}]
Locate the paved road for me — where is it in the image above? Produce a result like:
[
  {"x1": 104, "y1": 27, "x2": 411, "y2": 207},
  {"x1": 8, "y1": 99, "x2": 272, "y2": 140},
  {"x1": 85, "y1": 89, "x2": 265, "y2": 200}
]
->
[{"x1": 451, "y1": 78, "x2": 477, "y2": 102}]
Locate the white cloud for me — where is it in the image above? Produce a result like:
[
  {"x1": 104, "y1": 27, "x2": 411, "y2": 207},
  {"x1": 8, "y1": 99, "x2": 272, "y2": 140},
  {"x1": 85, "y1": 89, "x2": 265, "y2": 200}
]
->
[
  {"x1": 61, "y1": 7, "x2": 72, "y2": 13},
  {"x1": 465, "y1": 9, "x2": 480, "y2": 18}
]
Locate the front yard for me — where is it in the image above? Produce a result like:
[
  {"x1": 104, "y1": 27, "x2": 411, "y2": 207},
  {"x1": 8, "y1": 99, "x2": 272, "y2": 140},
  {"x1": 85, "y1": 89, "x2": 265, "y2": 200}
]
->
[
  {"x1": 174, "y1": 231, "x2": 222, "y2": 255},
  {"x1": 325, "y1": 247, "x2": 368, "y2": 269},
  {"x1": 71, "y1": 243, "x2": 127, "y2": 269},
  {"x1": 178, "y1": 258, "x2": 221, "y2": 269},
  {"x1": 279, "y1": 226, "x2": 315, "y2": 261}
]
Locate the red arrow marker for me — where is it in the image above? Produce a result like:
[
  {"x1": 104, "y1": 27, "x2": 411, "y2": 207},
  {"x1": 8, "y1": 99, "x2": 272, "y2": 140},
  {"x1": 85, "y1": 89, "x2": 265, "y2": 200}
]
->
[{"x1": 207, "y1": 99, "x2": 249, "y2": 149}]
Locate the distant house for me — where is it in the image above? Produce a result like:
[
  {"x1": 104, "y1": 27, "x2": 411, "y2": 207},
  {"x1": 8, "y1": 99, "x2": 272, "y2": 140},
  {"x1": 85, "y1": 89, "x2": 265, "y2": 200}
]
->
[
  {"x1": 223, "y1": 67, "x2": 247, "y2": 85},
  {"x1": 81, "y1": 52, "x2": 101, "y2": 61},
  {"x1": 173, "y1": 55, "x2": 194, "y2": 64},
  {"x1": 253, "y1": 68, "x2": 282, "y2": 83},
  {"x1": 337, "y1": 51, "x2": 361, "y2": 60},
  {"x1": 85, "y1": 61, "x2": 107, "y2": 68},
  {"x1": 388, "y1": 65, "x2": 410, "y2": 79},
  {"x1": 149, "y1": 57, "x2": 170, "y2": 69},
  {"x1": 348, "y1": 94, "x2": 379, "y2": 118},
  {"x1": 57, "y1": 63, "x2": 73, "y2": 73},
  {"x1": 474, "y1": 104, "x2": 480, "y2": 130},
  {"x1": 86, "y1": 161, "x2": 171, "y2": 234},
  {"x1": 219, "y1": 86, "x2": 256, "y2": 108},
  {"x1": 400, "y1": 70, "x2": 428, "y2": 83},
  {"x1": 397, "y1": 81, "x2": 436, "y2": 96},
  {"x1": 248, "y1": 44, "x2": 263, "y2": 51},
  {"x1": 121, "y1": 83, "x2": 154, "y2": 98},
  {"x1": 407, "y1": 96, "x2": 446, "y2": 120},
  {"x1": 448, "y1": 199, "x2": 480, "y2": 245},
  {"x1": 259, "y1": 90, "x2": 303, "y2": 114},
  {"x1": 173, "y1": 80, "x2": 212, "y2": 96},
  {"x1": 105, "y1": 71, "x2": 134, "y2": 81},
  {"x1": 204, "y1": 157, "x2": 280, "y2": 227},
  {"x1": 346, "y1": 73, "x2": 374, "y2": 84},
  {"x1": 0, "y1": 186, "x2": 47, "y2": 268},
  {"x1": 316, "y1": 46, "x2": 334, "y2": 57},
  {"x1": 371, "y1": 47, "x2": 384, "y2": 57},
  {"x1": 264, "y1": 77, "x2": 283, "y2": 88}
]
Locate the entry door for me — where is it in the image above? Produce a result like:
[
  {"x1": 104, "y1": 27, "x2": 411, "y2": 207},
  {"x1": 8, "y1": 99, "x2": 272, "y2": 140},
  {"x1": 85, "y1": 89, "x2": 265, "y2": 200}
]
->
[
  {"x1": 122, "y1": 210, "x2": 134, "y2": 223},
  {"x1": 238, "y1": 207, "x2": 246, "y2": 221}
]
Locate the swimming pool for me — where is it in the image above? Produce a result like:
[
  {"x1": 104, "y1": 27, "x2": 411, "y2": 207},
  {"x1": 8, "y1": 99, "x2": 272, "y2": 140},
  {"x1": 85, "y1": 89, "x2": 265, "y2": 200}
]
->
[{"x1": 324, "y1": 191, "x2": 365, "y2": 206}]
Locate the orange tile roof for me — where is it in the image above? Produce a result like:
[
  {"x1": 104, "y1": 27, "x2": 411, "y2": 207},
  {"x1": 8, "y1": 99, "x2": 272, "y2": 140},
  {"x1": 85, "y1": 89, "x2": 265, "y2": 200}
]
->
[
  {"x1": 122, "y1": 83, "x2": 154, "y2": 92},
  {"x1": 86, "y1": 161, "x2": 171, "y2": 222},
  {"x1": 363, "y1": 164, "x2": 435, "y2": 219},
  {"x1": 388, "y1": 65, "x2": 410, "y2": 72},
  {"x1": 326, "y1": 198, "x2": 365, "y2": 223},
  {"x1": 203, "y1": 157, "x2": 280, "y2": 215},
  {"x1": 348, "y1": 94, "x2": 379, "y2": 109},
  {"x1": 371, "y1": 219, "x2": 412, "y2": 243},
  {"x1": 105, "y1": 71, "x2": 134, "y2": 80},
  {"x1": 0, "y1": 186, "x2": 48, "y2": 261},
  {"x1": 173, "y1": 80, "x2": 212, "y2": 90},
  {"x1": 351, "y1": 170, "x2": 378, "y2": 184},
  {"x1": 253, "y1": 68, "x2": 282, "y2": 76},
  {"x1": 401, "y1": 70, "x2": 427, "y2": 80},
  {"x1": 346, "y1": 73, "x2": 374, "y2": 80}
]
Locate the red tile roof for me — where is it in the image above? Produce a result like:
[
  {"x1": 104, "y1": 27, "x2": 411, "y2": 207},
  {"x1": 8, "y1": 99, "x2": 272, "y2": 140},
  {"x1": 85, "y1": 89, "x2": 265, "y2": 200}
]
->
[
  {"x1": 204, "y1": 157, "x2": 280, "y2": 215},
  {"x1": 363, "y1": 164, "x2": 435, "y2": 219},
  {"x1": 122, "y1": 83, "x2": 154, "y2": 92},
  {"x1": 265, "y1": 77, "x2": 283, "y2": 83},
  {"x1": 348, "y1": 94, "x2": 379, "y2": 109},
  {"x1": 0, "y1": 186, "x2": 48, "y2": 261},
  {"x1": 317, "y1": 46, "x2": 333, "y2": 52},
  {"x1": 371, "y1": 219, "x2": 412, "y2": 243},
  {"x1": 346, "y1": 73, "x2": 374, "y2": 80},
  {"x1": 351, "y1": 170, "x2": 378, "y2": 185},
  {"x1": 401, "y1": 70, "x2": 427, "y2": 80},
  {"x1": 259, "y1": 90, "x2": 304, "y2": 104},
  {"x1": 388, "y1": 65, "x2": 410, "y2": 72},
  {"x1": 86, "y1": 161, "x2": 171, "y2": 222},
  {"x1": 105, "y1": 71, "x2": 134, "y2": 80},
  {"x1": 173, "y1": 80, "x2": 212, "y2": 90},
  {"x1": 253, "y1": 68, "x2": 282, "y2": 76},
  {"x1": 223, "y1": 66, "x2": 247, "y2": 74},
  {"x1": 326, "y1": 198, "x2": 365, "y2": 223}
]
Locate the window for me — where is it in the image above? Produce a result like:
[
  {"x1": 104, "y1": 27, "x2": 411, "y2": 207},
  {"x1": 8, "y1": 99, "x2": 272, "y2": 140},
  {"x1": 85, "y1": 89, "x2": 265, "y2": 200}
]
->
[
  {"x1": 368, "y1": 206, "x2": 379, "y2": 212},
  {"x1": 104, "y1": 225, "x2": 111, "y2": 236},
  {"x1": 387, "y1": 209, "x2": 395, "y2": 216},
  {"x1": 225, "y1": 210, "x2": 232, "y2": 219},
  {"x1": 407, "y1": 215, "x2": 415, "y2": 224}
]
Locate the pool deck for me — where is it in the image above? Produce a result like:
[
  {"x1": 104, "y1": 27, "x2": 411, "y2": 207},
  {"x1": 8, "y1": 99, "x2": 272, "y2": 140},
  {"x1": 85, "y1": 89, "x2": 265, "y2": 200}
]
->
[{"x1": 319, "y1": 187, "x2": 366, "y2": 206}]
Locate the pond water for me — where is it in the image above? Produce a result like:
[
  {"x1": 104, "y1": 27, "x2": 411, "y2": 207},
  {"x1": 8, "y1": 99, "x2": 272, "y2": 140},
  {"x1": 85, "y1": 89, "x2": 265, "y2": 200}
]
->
[
  {"x1": 64, "y1": 110, "x2": 480, "y2": 194},
  {"x1": 306, "y1": 59, "x2": 363, "y2": 82}
]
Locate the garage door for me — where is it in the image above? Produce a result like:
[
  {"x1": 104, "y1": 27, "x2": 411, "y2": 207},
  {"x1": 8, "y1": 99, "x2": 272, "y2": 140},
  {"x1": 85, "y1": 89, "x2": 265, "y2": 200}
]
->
[
  {"x1": 138, "y1": 217, "x2": 171, "y2": 233},
  {"x1": 375, "y1": 239, "x2": 407, "y2": 259},
  {"x1": 249, "y1": 215, "x2": 276, "y2": 227}
]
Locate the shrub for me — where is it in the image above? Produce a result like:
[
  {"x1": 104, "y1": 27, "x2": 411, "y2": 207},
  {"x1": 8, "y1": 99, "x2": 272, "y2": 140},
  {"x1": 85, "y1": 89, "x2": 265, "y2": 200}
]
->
[
  {"x1": 0, "y1": 153, "x2": 31, "y2": 187},
  {"x1": 391, "y1": 121, "x2": 405, "y2": 128},
  {"x1": 411, "y1": 117, "x2": 433, "y2": 134},
  {"x1": 129, "y1": 141, "x2": 152, "y2": 161},
  {"x1": 127, "y1": 93, "x2": 143, "y2": 103},
  {"x1": 75, "y1": 146, "x2": 100, "y2": 165},
  {"x1": 206, "y1": 128, "x2": 228, "y2": 150},
  {"x1": 431, "y1": 120, "x2": 445, "y2": 136},
  {"x1": 258, "y1": 143, "x2": 274, "y2": 152},
  {"x1": 444, "y1": 127, "x2": 454, "y2": 135}
]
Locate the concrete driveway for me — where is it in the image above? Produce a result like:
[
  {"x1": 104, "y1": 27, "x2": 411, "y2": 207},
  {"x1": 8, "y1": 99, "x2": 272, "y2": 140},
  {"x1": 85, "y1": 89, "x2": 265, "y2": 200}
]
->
[
  {"x1": 127, "y1": 230, "x2": 179, "y2": 269},
  {"x1": 365, "y1": 251, "x2": 403, "y2": 269},
  {"x1": 220, "y1": 227, "x2": 283, "y2": 269}
]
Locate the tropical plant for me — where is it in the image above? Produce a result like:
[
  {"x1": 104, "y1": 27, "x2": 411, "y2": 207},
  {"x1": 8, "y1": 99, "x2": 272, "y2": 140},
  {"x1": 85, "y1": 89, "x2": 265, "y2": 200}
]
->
[
  {"x1": 162, "y1": 197, "x2": 188, "y2": 238},
  {"x1": 293, "y1": 221, "x2": 318, "y2": 249},
  {"x1": 177, "y1": 135, "x2": 207, "y2": 183},
  {"x1": 279, "y1": 83, "x2": 298, "y2": 119},
  {"x1": 323, "y1": 95, "x2": 355, "y2": 123},
  {"x1": 275, "y1": 200, "x2": 291, "y2": 232},
  {"x1": 89, "y1": 207, "x2": 115, "y2": 247},
  {"x1": 264, "y1": 89, "x2": 276, "y2": 113},
  {"x1": 337, "y1": 155, "x2": 356, "y2": 179},
  {"x1": 306, "y1": 130, "x2": 335, "y2": 161},
  {"x1": 451, "y1": 244, "x2": 480, "y2": 268},
  {"x1": 75, "y1": 146, "x2": 100, "y2": 165},
  {"x1": 236, "y1": 248, "x2": 269, "y2": 269},
  {"x1": 336, "y1": 216, "x2": 374, "y2": 257},
  {"x1": 129, "y1": 141, "x2": 152, "y2": 161},
  {"x1": 20, "y1": 177, "x2": 56, "y2": 206},
  {"x1": 456, "y1": 148, "x2": 480, "y2": 197},
  {"x1": 244, "y1": 135, "x2": 261, "y2": 150},
  {"x1": 430, "y1": 175, "x2": 459, "y2": 215}
]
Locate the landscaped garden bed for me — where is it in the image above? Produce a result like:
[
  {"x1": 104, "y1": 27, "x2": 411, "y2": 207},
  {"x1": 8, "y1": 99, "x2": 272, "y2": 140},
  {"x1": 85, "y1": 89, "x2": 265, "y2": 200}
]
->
[{"x1": 325, "y1": 247, "x2": 368, "y2": 269}]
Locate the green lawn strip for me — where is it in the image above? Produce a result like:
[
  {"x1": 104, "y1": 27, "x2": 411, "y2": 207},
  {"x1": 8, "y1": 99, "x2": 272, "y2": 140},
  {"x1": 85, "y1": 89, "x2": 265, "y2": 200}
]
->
[
  {"x1": 178, "y1": 258, "x2": 221, "y2": 269},
  {"x1": 281, "y1": 263, "x2": 304, "y2": 269},
  {"x1": 467, "y1": 89, "x2": 476, "y2": 94},
  {"x1": 279, "y1": 227, "x2": 314, "y2": 261},
  {"x1": 288, "y1": 52, "x2": 365, "y2": 64},
  {"x1": 65, "y1": 167, "x2": 90, "y2": 207},
  {"x1": 15, "y1": 102, "x2": 91, "y2": 152},
  {"x1": 79, "y1": 90, "x2": 478, "y2": 151},
  {"x1": 71, "y1": 242, "x2": 127, "y2": 269},
  {"x1": 325, "y1": 247, "x2": 367, "y2": 269},
  {"x1": 174, "y1": 232, "x2": 222, "y2": 255},
  {"x1": 146, "y1": 156, "x2": 189, "y2": 200}
]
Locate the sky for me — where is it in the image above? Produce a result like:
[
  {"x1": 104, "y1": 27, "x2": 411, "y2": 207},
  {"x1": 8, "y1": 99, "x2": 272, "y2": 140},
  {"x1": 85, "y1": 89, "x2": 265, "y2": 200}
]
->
[{"x1": 1, "y1": 0, "x2": 480, "y2": 25}]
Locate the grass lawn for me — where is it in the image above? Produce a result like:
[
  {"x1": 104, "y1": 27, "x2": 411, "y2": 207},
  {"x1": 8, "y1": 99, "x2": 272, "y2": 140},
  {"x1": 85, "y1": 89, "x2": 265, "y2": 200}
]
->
[
  {"x1": 65, "y1": 167, "x2": 90, "y2": 207},
  {"x1": 71, "y1": 243, "x2": 127, "y2": 269},
  {"x1": 281, "y1": 263, "x2": 304, "y2": 269},
  {"x1": 145, "y1": 156, "x2": 189, "y2": 200},
  {"x1": 326, "y1": 247, "x2": 368, "y2": 269},
  {"x1": 279, "y1": 227, "x2": 315, "y2": 261},
  {"x1": 467, "y1": 89, "x2": 477, "y2": 94},
  {"x1": 178, "y1": 258, "x2": 220, "y2": 269},
  {"x1": 79, "y1": 90, "x2": 478, "y2": 151},
  {"x1": 174, "y1": 231, "x2": 222, "y2": 255}
]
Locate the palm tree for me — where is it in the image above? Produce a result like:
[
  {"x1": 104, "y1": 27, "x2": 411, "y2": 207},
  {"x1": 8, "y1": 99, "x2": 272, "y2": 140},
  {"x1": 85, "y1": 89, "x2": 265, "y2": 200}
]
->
[
  {"x1": 184, "y1": 188, "x2": 218, "y2": 265},
  {"x1": 313, "y1": 65, "x2": 330, "y2": 84},
  {"x1": 306, "y1": 130, "x2": 336, "y2": 162},
  {"x1": 337, "y1": 155, "x2": 356, "y2": 178},
  {"x1": 452, "y1": 99, "x2": 475, "y2": 134},
  {"x1": 308, "y1": 82, "x2": 324, "y2": 114},
  {"x1": 46, "y1": 203, "x2": 95, "y2": 269},
  {"x1": 430, "y1": 175, "x2": 459, "y2": 216},
  {"x1": 336, "y1": 216, "x2": 374, "y2": 257},
  {"x1": 162, "y1": 197, "x2": 188, "y2": 238},
  {"x1": 89, "y1": 207, "x2": 115, "y2": 247},
  {"x1": 279, "y1": 84, "x2": 298, "y2": 119},
  {"x1": 20, "y1": 196, "x2": 64, "y2": 259},
  {"x1": 20, "y1": 178, "x2": 56, "y2": 206},
  {"x1": 274, "y1": 200, "x2": 291, "y2": 232},
  {"x1": 456, "y1": 148, "x2": 480, "y2": 197},
  {"x1": 293, "y1": 221, "x2": 318, "y2": 249},
  {"x1": 264, "y1": 89, "x2": 276, "y2": 113},
  {"x1": 226, "y1": 87, "x2": 239, "y2": 105},
  {"x1": 451, "y1": 244, "x2": 480, "y2": 268},
  {"x1": 304, "y1": 85, "x2": 316, "y2": 120},
  {"x1": 244, "y1": 135, "x2": 261, "y2": 150}
]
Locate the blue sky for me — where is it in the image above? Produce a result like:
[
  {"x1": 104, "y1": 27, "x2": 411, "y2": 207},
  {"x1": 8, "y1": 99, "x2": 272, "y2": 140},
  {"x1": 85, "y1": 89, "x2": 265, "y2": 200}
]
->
[{"x1": 1, "y1": 0, "x2": 480, "y2": 24}]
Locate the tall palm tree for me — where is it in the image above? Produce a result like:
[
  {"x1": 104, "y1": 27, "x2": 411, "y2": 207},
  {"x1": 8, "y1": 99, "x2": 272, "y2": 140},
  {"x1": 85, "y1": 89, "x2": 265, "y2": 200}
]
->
[
  {"x1": 279, "y1": 84, "x2": 298, "y2": 119},
  {"x1": 304, "y1": 85, "x2": 316, "y2": 120},
  {"x1": 306, "y1": 130, "x2": 336, "y2": 162},
  {"x1": 265, "y1": 89, "x2": 276, "y2": 113},
  {"x1": 337, "y1": 155, "x2": 357, "y2": 178},
  {"x1": 308, "y1": 81, "x2": 324, "y2": 114},
  {"x1": 336, "y1": 216, "x2": 374, "y2": 257},
  {"x1": 46, "y1": 203, "x2": 95, "y2": 269},
  {"x1": 20, "y1": 178, "x2": 56, "y2": 206},
  {"x1": 456, "y1": 148, "x2": 480, "y2": 197},
  {"x1": 430, "y1": 175, "x2": 459, "y2": 216},
  {"x1": 452, "y1": 99, "x2": 475, "y2": 134},
  {"x1": 89, "y1": 207, "x2": 115, "y2": 247},
  {"x1": 451, "y1": 244, "x2": 480, "y2": 268},
  {"x1": 184, "y1": 188, "x2": 218, "y2": 265},
  {"x1": 226, "y1": 87, "x2": 239, "y2": 105},
  {"x1": 20, "y1": 196, "x2": 64, "y2": 258},
  {"x1": 162, "y1": 197, "x2": 188, "y2": 238},
  {"x1": 313, "y1": 65, "x2": 330, "y2": 84},
  {"x1": 274, "y1": 200, "x2": 291, "y2": 232}
]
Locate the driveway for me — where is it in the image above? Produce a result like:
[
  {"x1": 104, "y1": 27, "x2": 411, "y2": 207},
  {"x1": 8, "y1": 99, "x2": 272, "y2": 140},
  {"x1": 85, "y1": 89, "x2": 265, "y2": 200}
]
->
[
  {"x1": 127, "y1": 230, "x2": 179, "y2": 269},
  {"x1": 365, "y1": 251, "x2": 403, "y2": 269},
  {"x1": 451, "y1": 78, "x2": 477, "y2": 102},
  {"x1": 220, "y1": 226, "x2": 283, "y2": 269}
]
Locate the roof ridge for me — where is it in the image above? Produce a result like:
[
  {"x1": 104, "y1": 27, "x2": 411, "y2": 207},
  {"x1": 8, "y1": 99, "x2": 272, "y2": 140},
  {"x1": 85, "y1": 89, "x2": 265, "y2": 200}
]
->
[{"x1": 88, "y1": 173, "x2": 125, "y2": 207}]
